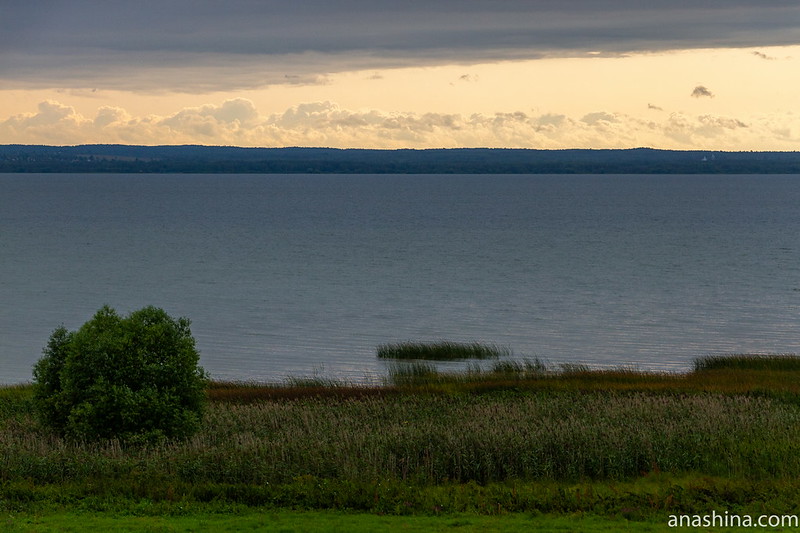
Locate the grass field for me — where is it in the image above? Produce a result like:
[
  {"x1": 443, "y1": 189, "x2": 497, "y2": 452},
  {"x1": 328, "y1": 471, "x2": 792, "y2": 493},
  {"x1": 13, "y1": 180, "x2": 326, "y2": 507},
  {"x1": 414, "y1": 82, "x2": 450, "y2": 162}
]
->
[
  {"x1": 2, "y1": 509, "x2": 695, "y2": 532},
  {"x1": 3, "y1": 354, "x2": 800, "y2": 530},
  {"x1": 9, "y1": 509, "x2": 751, "y2": 532}
]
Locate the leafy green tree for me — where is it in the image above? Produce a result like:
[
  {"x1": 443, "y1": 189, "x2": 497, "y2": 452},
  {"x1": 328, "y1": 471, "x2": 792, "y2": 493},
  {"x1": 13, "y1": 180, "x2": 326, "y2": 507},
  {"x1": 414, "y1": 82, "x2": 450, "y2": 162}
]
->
[{"x1": 33, "y1": 305, "x2": 207, "y2": 443}]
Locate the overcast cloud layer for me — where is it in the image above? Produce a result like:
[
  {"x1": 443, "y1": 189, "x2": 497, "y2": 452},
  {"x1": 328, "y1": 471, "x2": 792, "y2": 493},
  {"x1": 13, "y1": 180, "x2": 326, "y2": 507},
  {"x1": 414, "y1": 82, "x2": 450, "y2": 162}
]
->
[{"x1": 2, "y1": 1, "x2": 800, "y2": 91}]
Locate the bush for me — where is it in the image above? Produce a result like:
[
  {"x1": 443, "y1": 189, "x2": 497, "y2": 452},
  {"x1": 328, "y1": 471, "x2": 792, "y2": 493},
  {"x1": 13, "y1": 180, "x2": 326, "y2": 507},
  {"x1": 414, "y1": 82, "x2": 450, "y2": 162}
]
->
[{"x1": 33, "y1": 305, "x2": 207, "y2": 442}]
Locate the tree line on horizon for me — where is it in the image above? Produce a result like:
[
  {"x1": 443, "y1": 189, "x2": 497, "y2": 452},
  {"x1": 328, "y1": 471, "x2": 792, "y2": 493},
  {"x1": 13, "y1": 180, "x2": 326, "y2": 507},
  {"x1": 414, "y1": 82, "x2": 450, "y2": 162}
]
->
[{"x1": 1, "y1": 144, "x2": 800, "y2": 173}]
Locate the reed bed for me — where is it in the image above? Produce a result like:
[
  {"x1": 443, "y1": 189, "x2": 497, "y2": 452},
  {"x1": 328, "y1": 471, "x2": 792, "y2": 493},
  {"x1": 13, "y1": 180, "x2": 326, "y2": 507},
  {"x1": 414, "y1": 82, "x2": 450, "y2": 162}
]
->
[
  {"x1": 206, "y1": 357, "x2": 800, "y2": 402},
  {"x1": 208, "y1": 380, "x2": 398, "y2": 403},
  {"x1": 3, "y1": 387, "x2": 800, "y2": 489},
  {"x1": 4, "y1": 354, "x2": 800, "y2": 514},
  {"x1": 376, "y1": 341, "x2": 509, "y2": 360},
  {"x1": 694, "y1": 353, "x2": 800, "y2": 372}
]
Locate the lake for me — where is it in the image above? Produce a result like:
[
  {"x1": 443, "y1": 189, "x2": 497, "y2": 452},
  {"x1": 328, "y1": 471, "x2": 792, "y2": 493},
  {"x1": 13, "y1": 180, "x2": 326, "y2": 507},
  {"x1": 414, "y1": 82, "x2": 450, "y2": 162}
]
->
[{"x1": 2, "y1": 173, "x2": 799, "y2": 384}]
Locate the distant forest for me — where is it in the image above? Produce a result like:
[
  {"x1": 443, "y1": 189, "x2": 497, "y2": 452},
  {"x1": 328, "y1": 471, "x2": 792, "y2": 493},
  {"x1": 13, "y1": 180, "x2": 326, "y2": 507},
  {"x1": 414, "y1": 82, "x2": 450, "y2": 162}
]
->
[{"x1": 2, "y1": 144, "x2": 800, "y2": 174}]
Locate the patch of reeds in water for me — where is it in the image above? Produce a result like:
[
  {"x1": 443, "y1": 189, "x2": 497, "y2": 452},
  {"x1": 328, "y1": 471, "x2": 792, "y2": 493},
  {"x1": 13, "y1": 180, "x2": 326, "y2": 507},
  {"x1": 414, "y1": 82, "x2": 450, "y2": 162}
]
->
[
  {"x1": 384, "y1": 361, "x2": 440, "y2": 386},
  {"x1": 694, "y1": 353, "x2": 800, "y2": 372},
  {"x1": 490, "y1": 358, "x2": 549, "y2": 375},
  {"x1": 383, "y1": 358, "x2": 551, "y2": 387},
  {"x1": 376, "y1": 341, "x2": 509, "y2": 360}
]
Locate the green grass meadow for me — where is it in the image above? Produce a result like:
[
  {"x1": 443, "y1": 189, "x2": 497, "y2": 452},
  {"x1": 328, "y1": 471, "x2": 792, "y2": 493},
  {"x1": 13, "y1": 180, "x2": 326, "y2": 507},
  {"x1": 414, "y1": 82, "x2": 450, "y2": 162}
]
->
[
  {"x1": 3, "y1": 509, "x2": 688, "y2": 533},
  {"x1": 4, "y1": 354, "x2": 800, "y2": 530}
]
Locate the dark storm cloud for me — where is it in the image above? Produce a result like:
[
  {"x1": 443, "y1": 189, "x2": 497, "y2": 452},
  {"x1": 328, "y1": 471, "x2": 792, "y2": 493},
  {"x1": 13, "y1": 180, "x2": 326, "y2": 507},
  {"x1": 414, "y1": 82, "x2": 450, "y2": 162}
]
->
[{"x1": 2, "y1": 0, "x2": 799, "y2": 90}]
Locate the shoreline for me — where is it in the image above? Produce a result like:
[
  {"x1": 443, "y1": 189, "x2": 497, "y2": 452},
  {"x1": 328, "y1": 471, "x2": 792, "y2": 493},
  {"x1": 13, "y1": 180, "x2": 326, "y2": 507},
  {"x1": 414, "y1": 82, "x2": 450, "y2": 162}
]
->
[{"x1": 3, "y1": 354, "x2": 800, "y2": 525}]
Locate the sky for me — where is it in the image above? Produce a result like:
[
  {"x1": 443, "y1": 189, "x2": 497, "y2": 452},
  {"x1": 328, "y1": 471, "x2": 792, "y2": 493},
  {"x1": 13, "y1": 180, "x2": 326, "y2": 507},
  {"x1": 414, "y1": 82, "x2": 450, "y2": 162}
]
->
[{"x1": 1, "y1": 1, "x2": 799, "y2": 150}]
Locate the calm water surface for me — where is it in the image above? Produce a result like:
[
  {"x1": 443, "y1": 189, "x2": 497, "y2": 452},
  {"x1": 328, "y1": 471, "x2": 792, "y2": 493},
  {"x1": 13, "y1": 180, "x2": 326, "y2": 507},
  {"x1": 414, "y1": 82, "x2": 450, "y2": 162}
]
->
[{"x1": 2, "y1": 173, "x2": 799, "y2": 383}]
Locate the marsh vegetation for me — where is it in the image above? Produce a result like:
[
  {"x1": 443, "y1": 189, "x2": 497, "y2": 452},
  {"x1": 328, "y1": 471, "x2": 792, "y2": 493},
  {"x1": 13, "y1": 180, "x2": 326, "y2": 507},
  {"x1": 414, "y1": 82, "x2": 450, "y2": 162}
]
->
[{"x1": 3, "y1": 353, "x2": 800, "y2": 519}]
